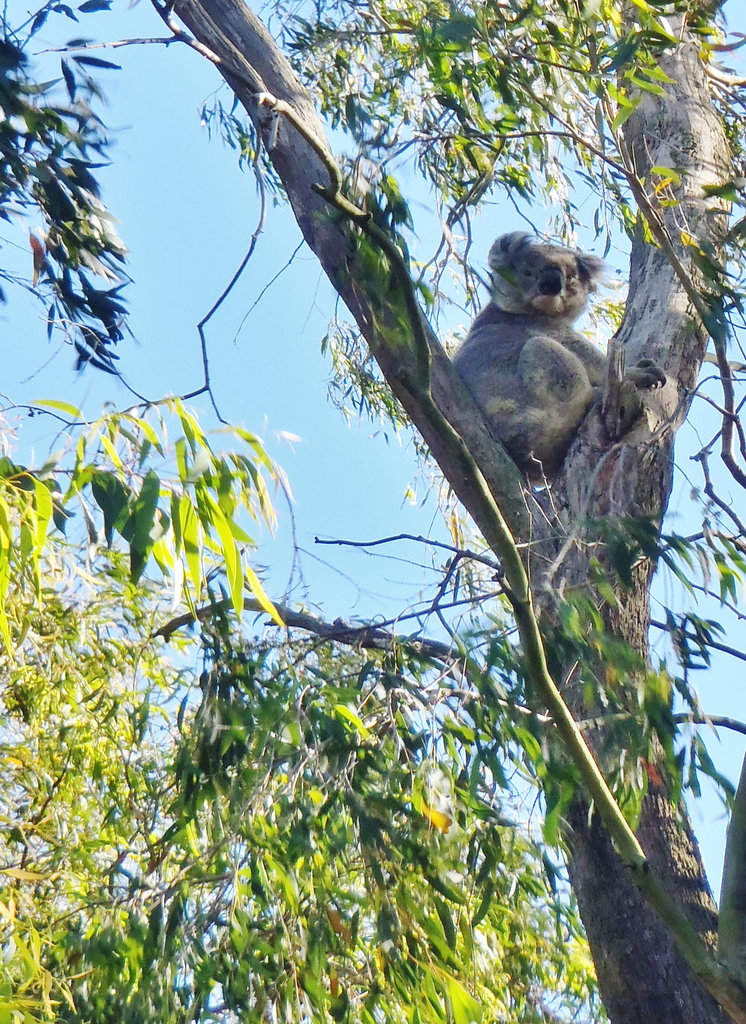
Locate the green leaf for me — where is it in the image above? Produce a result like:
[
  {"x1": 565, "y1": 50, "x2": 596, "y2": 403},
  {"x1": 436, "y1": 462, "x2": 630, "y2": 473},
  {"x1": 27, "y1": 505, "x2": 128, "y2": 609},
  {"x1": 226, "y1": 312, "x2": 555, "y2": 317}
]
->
[
  {"x1": 207, "y1": 497, "x2": 243, "y2": 616},
  {"x1": 178, "y1": 495, "x2": 202, "y2": 595},
  {"x1": 334, "y1": 703, "x2": 371, "y2": 739},
  {"x1": 77, "y1": 0, "x2": 113, "y2": 12},
  {"x1": 71, "y1": 54, "x2": 120, "y2": 70},
  {"x1": 650, "y1": 165, "x2": 682, "y2": 184},
  {"x1": 447, "y1": 977, "x2": 482, "y2": 1024},
  {"x1": 32, "y1": 399, "x2": 83, "y2": 417},
  {"x1": 125, "y1": 471, "x2": 160, "y2": 548},
  {"x1": 471, "y1": 883, "x2": 493, "y2": 927},
  {"x1": 432, "y1": 15, "x2": 474, "y2": 49},
  {"x1": 245, "y1": 565, "x2": 283, "y2": 626},
  {"x1": 91, "y1": 471, "x2": 131, "y2": 546},
  {"x1": 32, "y1": 479, "x2": 53, "y2": 548}
]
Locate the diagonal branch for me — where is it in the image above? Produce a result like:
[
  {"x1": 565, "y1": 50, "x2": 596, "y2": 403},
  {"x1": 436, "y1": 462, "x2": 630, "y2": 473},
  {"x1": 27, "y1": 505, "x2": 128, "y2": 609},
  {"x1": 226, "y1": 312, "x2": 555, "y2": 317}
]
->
[
  {"x1": 169, "y1": 0, "x2": 532, "y2": 542},
  {"x1": 158, "y1": 2, "x2": 746, "y2": 1017}
]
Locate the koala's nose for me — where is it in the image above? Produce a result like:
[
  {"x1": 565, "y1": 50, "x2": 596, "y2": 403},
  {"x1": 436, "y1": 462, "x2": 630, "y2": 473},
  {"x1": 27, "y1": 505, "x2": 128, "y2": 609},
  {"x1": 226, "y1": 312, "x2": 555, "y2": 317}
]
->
[{"x1": 538, "y1": 267, "x2": 564, "y2": 296}]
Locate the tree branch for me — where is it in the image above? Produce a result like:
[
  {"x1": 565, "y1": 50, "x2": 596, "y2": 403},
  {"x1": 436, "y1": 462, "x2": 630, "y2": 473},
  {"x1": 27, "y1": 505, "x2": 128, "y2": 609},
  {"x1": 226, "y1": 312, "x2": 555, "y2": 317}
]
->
[
  {"x1": 169, "y1": 0, "x2": 532, "y2": 542},
  {"x1": 160, "y1": 2, "x2": 746, "y2": 1016}
]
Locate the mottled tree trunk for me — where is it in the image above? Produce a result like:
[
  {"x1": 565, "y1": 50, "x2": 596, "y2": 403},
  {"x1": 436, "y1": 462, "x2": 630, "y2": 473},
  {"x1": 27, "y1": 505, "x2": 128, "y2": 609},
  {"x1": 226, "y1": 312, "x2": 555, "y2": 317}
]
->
[
  {"x1": 527, "y1": 439, "x2": 730, "y2": 1022},
  {"x1": 567, "y1": 795, "x2": 724, "y2": 1023},
  {"x1": 171, "y1": 2, "x2": 733, "y2": 1020},
  {"x1": 527, "y1": 33, "x2": 732, "y2": 1023}
]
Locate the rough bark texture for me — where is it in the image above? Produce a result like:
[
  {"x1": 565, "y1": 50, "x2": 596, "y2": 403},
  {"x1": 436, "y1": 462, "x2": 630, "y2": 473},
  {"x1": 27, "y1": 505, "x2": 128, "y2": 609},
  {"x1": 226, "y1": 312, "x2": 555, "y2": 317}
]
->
[
  {"x1": 529, "y1": 34, "x2": 733, "y2": 1024},
  {"x1": 567, "y1": 795, "x2": 723, "y2": 1024},
  {"x1": 170, "y1": 2, "x2": 734, "y2": 1021}
]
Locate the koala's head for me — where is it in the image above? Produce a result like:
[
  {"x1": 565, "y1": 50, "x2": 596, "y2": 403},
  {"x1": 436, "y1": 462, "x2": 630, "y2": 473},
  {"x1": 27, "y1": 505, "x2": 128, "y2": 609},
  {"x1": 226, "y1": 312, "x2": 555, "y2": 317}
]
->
[{"x1": 487, "y1": 232, "x2": 606, "y2": 320}]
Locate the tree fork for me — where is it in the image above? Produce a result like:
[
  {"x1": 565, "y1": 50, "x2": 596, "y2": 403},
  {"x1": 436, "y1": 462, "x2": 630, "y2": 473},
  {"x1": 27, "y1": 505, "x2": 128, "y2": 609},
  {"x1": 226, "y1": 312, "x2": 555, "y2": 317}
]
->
[
  {"x1": 168, "y1": 1, "x2": 736, "y2": 1020},
  {"x1": 538, "y1": 19, "x2": 734, "y2": 1024}
]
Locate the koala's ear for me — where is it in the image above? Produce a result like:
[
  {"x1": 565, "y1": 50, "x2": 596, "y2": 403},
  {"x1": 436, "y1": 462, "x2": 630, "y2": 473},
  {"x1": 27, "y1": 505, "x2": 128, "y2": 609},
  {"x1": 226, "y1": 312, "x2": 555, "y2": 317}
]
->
[
  {"x1": 576, "y1": 252, "x2": 608, "y2": 290},
  {"x1": 490, "y1": 232, "x2": 533, "y2": 262},
  {"x1": 488, "y1": 234, "x2": 534, "y2": 283}
]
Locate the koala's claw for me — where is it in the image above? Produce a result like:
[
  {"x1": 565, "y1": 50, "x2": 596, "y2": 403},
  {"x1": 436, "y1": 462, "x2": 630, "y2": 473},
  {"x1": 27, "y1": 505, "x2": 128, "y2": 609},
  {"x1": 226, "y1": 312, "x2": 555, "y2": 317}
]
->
[{"x1": 628, "y1": 359, "x2": 666, "y2": 390}]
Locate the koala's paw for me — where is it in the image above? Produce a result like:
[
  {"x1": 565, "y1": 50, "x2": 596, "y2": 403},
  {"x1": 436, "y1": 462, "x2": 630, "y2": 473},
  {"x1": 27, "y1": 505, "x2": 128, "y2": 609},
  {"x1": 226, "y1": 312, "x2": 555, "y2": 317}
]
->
[{"x1": 627, "y1": 359, "x2": 666, "y2": 390}]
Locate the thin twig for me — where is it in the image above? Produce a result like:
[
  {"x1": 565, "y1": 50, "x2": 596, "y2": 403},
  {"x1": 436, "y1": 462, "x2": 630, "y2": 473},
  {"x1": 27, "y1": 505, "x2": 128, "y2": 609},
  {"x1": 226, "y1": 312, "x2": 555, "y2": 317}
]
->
[
  {"x1": 314, "y1": 531, "x2": 501, "y2": 571},
  {"x1": 692, "y1": 447, "x2": 746, "y2": 535},
  {"x1": 148, "y1": 2, "x2": 270, "y2": 418},
  {"x1": 43, "y1": 36, "x2": 179, "y2": 52},
  {"x1": 233, "y1": 240, "x2": 305, "y2": 345},
  {"x1": 673, "y1": 713, "x2": 746, "y2": 737},
  {"x1": 650, "y1": 617, "x2": 746, "y2": 664}
]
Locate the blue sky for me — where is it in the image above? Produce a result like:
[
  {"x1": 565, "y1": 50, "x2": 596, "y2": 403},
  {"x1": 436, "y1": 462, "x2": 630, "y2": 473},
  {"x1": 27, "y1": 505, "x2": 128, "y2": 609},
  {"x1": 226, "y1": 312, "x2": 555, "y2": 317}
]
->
[
  {"x1": 5, "y1": 0, "x2": 480, "y2": 610},
  {"x1": 4, "y1": 0, "x2": 746, "y2": 894}
]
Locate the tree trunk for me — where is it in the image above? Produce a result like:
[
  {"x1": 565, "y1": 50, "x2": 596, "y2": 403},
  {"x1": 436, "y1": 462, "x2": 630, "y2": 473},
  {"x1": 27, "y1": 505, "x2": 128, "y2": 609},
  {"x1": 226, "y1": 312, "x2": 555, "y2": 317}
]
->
[
  {"x1": 566, "y1": 794, "x2": 725, "y2": 1023},
  {"x1": 170, "y1": 2, "x2": 733, "y2": 1020},
  {"x1": 528, "y1": 31, "x2": 732, "y2": 1024}
]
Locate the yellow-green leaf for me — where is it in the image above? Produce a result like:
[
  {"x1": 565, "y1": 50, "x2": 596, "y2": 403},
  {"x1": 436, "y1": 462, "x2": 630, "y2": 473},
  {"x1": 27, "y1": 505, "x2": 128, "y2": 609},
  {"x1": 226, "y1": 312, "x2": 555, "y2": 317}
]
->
[
  {"x1": 33, "y1": 479, "x2": 53, "y2": 547},
  {"x1": 334, "y1": 703, "x2": 372, "y2": 740},
  {"x1": 32, "y1": 398, "x2": 83, "y2": 417},
  {"x1": 208, "y1": 498, "x2": 243, "y2": 617},
  {"x1": 178, "y1": 496, "x2": 202, "y2": 596},
  {"x1": 245, "y1": 566, "x2": 283, "y2": 626}
]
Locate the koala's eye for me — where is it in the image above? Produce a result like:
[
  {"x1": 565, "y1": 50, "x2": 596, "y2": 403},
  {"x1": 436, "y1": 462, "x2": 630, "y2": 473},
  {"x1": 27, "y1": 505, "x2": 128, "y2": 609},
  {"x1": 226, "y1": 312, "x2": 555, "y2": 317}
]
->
[{"x1": 521, "y1": 267, "x2": 533, "y2": 278}]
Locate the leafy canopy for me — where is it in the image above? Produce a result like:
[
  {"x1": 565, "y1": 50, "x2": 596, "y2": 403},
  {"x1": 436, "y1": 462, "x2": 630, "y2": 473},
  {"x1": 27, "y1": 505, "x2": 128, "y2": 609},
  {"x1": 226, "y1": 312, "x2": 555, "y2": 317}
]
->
[{"x1": 1, "y1": 0, "x2": 746, "y2": 1022}]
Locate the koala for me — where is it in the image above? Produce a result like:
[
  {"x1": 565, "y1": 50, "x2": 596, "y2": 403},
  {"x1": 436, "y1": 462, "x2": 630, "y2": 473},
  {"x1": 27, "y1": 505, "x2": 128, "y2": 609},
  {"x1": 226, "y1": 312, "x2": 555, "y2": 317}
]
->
[{"x1": 453, "y1": 232, "x2": 665, "y2": 478}]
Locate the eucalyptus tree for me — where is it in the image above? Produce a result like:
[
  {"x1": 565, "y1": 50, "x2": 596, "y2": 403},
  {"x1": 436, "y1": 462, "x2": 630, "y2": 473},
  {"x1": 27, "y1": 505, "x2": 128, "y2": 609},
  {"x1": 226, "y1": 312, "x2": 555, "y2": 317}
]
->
[
  {"x1": 154, "y1": 1, "x2": 745, "y2": 1020},
  {"x1": 3, "y1": 1, "x2": 746, "y2": 1023}
]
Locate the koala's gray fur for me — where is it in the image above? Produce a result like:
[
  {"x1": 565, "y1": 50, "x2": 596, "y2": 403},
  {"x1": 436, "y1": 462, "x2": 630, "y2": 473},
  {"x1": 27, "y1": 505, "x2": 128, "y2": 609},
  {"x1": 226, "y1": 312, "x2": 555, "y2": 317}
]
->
[{"x1": 453, "y1": 232, "x2": 665, "y2": 478}]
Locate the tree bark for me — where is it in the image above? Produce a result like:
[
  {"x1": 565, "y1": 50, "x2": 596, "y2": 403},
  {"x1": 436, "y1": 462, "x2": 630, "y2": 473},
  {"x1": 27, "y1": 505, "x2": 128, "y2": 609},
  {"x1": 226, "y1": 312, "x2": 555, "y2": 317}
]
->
[
  {"x1": 528, "y1": 31, "x2": 733, "y2": 1024},
  {"x1": 169, "y1": 2, "x2": 734, "y2": 1020}
]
